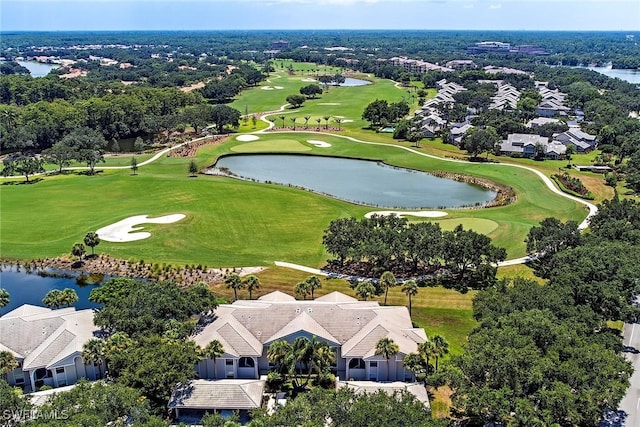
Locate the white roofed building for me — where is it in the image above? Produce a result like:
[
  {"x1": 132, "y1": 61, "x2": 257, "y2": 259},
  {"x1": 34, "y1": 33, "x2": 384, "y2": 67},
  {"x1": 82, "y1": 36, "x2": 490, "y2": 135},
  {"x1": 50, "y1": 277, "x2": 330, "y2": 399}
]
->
[
  {"x1": 0, "y1": 305, "x2": 102, "y2": 392},
  {"x1": 192, "y1": 291, "x2": 427, "y2": 383}
]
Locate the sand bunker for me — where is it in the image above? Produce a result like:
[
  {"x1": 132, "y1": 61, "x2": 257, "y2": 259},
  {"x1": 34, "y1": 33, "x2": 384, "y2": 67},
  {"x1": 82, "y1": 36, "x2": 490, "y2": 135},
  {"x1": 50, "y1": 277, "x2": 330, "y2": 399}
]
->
[
  {"x1": 364, "y1": 210, "x2": 448, "y2": 219},
  {"x1": 341, "y1": 119, "x2": 354, "y2": 123},
  {"x1": 307, "y1": 140, "x2": 331, "y2": 148},
  {"x1": 261, "y1": 86, "x2": 283, "y2": 90},
  {"x1": 96, "y1": 214, "x2": 186, "y2": 242},
  {"x1": 236, "y1": 135, "x2": 260, "y2": 142},
  {"x1": 301, "y1": 78, "x2": 317, "y2": 82},
  {"x1": 274, "y1": 86, "x2": 284, "y2": 89}
]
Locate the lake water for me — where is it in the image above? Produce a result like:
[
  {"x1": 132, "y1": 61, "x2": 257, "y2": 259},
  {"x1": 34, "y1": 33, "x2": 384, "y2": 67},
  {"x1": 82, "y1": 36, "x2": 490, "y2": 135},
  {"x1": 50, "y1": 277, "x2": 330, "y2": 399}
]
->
[
  {"x1": 579, "y1": 66, "x2": 640, "y2": 85},
  {"x1": 15, "y1": 60, "x2": 59, "y2": 77},
  {"x1": 0, "y1": 265, "x2": 101, "y2": 313},
  {"x1": 339, "y1": 77, "x2": 372, "y2": 87},
  {"x1": 215, "y1": 154, "x2": 496, "y2": 209}
]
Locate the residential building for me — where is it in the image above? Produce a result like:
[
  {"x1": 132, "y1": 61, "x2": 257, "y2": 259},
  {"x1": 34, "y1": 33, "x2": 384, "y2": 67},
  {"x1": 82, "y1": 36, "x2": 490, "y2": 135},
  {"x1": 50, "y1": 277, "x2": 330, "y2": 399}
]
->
[
  {"x1": 192, "y1": 291, "x2": 427, "y2": 383},
  {"x1": 0, "y1": 305, "x2": 102, "y2": 392},
  {"x1": 389, "y1": 57, "x2": 453, "y2": 73},
  {"x1": 487, "y1": 82, "x2": 521, "y2": 111},
  {"x1": 467, "y1": 41, "x2": 511, "y2": 54},
  {"x1": 270, "y1": 40, "x2": 289, "y2": 51},
  {"x1": 500, "y1": 133, "x2": 566, "y2": 159},
  {"x1": 526, "y1": 117, "x2": 562, "y2": 128},
  {"x1": 449, "y1": 123, "x2": 474, "y2": 145},
  {"x1": 445, "y1": 60, "x2": 477, "y2": 70},
  {"x1": 553, "y1": 128, "x2": 598, "y2": 152}
]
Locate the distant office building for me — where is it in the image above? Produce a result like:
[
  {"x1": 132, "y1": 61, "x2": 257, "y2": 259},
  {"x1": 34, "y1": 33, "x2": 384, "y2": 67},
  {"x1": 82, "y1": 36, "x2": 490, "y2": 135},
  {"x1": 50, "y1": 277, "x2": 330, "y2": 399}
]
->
[
  {"x1": 271, "y1": 40, "x2": 289, "y2": 51},
  {"x1": 467, "y1": 41, "x2": 511, "y2": 54}
]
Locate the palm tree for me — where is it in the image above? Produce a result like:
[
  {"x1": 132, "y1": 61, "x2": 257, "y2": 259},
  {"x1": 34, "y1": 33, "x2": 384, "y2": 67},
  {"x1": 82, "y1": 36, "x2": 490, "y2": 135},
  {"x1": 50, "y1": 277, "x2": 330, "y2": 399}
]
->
[
  {"x1": 379, "y1": 271, "x2": 397, "y2": 305},
  {"x1": 202, "y1": 339, "x2": 225, "y2": 379},
  {"x1": 375, "y1": 337, "x2": 399, "y2": 381},
  {"x1": 334, "y1": 117, "x2": 343, "y2": 131},
  {"x1": 82, "y1": 338, "x2": 106, "y2": 378},
  {"x1": 60, "y1": 288, "x2": 78, "y2": 307},
  {"x1": 243, "y1": 274, "x2": 261, "y2": 300},
  {"x1": 323, "y1": 115, "x2": 330, "y2": 130},
  {"x1": 267, "y1": 340, "x2": 294, "y2": 380},
  {"x1": 402, "y1": 352, "x2": 425, "y2": 381},
  {"x1": 401, "y1": 279, "x2": 419, "y2": 315},
  {"x1": 417, "y1": 340, "x2": 435, "y2": 373},
  {"x1": 306, "y1": 276, "x2": 321, "y2": 299},
  {"x1": 71, "y1": 242, "x2": 85, "y2": 263},
  {"x1": 431, "y1": 335, "x2": 449, "y2": 372},
  {"x1": 304, "y1": 115, "x2": 311, "y2": 129},
  {"x1": 290, "y1": 117, "x2": 297, "y2": 131},
  {"x1": 225, "y1": 272, "x2": 244, "y2": 301},
  {"x1": 0, "y1": 350, "x2": 18, "y2": 376},
  {"x1": 83, "y1": 232, "x2": 100, "y2": 256},
  {"x1": 355, "y1": 281, "x2": 376, "y2": 301},
  {"x1": 279, "y1": 115, "x2": 286, "y2": 128},
  {"x1": 0, "y1": 289, "x2": 9, "y2": 311},
  {"x1": 316, "y1": 118, "x2": 322, "y2": 130},
  {"x1": 42, "y1": 289, "x2": 63, "y2": 309},
  {"x1": 295, "y1": 281, "x2": 311, "y2": 300}
]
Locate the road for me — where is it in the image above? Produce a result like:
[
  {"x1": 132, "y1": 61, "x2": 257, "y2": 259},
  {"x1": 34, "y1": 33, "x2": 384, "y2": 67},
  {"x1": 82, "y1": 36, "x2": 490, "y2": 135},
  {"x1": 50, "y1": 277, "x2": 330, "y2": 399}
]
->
[{"x1": 617, "y1": 323, "x2": 640, "y2": 427}]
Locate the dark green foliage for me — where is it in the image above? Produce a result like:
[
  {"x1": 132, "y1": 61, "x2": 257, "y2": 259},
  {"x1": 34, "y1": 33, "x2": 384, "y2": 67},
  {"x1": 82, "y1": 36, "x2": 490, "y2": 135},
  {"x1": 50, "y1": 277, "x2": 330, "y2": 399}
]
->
[
  {"x1": 551, "y1": 172, "x2": 594, "y2": 199},
  {"x1": 89, "y1": 278, "x2": 218, "y2": 337},
  {"x1": 323, "y1": 216, "x2": 504, "y2": 291},
  {"x1": 249, "y1": 387, "x2": 441, "y2": 427},
  {"x1": 285, "y1": 94, "x2": 305, "y2": 108},
  {"x1": 299, "y1": 84, "x2": 323, "y2": 98},
  {"x1": 0, "y1": 379, "x2": 32, "y2": 427}
]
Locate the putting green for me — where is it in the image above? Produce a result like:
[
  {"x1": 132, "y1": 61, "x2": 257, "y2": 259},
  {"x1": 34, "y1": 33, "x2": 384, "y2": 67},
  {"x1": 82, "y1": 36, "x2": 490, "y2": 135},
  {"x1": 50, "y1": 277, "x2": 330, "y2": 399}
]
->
[
  {"x1": 432, "y1": 218, "x2": 500, "y2": 235},
  {"x1": 230, "y1": 139, "x2": 312, "y2": 153}
]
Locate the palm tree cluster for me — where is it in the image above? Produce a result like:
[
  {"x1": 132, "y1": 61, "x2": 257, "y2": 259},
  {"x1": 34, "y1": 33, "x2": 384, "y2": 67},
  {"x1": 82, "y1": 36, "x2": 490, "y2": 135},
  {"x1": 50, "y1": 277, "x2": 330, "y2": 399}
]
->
[
  {"x1": 0, "y1": 288, "x2": 9, "y2": 312},
  {"x1": 224, "y1": 273, "x2": 261, "y2": 301},
  {"x1": 42, "y1": 288, "x2": 79, "y2": 309},
  {"x1": 402, "y1": 335, "x2": 449, "y2": 383},
  {"x1": 294, "y1": 275, "x2": 322, "y2": 300},
  {"x1": 267, "y1": 336, "x2": 335, "y2": 390},
  {"x1": 0, "y1": 350, "x2": 18, "y2": 375}
]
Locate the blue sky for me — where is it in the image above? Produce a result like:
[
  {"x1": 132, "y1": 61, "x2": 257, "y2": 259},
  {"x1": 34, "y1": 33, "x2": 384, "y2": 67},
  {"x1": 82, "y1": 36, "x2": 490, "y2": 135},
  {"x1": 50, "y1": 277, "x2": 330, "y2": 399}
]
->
[{"x1": 2, "y1": 0, "x2": 639, "y2": 32}]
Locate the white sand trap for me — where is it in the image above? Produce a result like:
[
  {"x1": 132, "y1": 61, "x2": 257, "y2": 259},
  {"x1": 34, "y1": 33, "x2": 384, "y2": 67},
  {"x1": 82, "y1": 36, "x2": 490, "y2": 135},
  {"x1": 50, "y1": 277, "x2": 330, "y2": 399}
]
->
[
  {"x1": 364, "y1": 210, "x2": 448, "y2": 219},
  {"x1": 301, "y1": 78, "x2": 317, "y2": 82},
  {"x1": 236, "y1": 134, "x2": 260, "y2": 142},
  {"x1": 307, "y1": 140, "x2": 331, "y2": 148},
  {"x1": 260, "y1": 86, "x2": 275, "y2": 90},
  {"x1": 274, "y1": 86, "x2": 284, "y2": 89},
  {"x1": 342, "y1": 119, "x2": 354, "y2": 123},
  {"x1": 318, "y1": 103, "x2": 341, "y2": 105},
  {"x1": 97, "y1": 214, "x2": 186, "y2": 242}
]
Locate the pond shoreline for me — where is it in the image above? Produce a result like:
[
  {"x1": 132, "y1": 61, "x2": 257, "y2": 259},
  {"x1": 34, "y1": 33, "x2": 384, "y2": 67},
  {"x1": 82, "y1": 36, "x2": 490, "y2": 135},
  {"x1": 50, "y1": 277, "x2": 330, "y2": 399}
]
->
[{"x1": 0, "y1": 255, "x2": 262, "y2": 288}]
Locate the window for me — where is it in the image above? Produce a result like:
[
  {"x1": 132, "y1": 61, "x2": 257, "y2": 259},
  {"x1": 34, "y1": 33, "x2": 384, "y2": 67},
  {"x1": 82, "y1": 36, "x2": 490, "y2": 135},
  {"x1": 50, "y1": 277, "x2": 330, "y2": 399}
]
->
[
  {"x1": 225, "y1": 359, "x2": 234, "y2": 366},
  {"x1": 369, "y1": 361, "x2": 377, "y2": 368},
  {"x1": 348, "y1": 358, "x2": 366, "y2": 369},
  {"x1": 238, "y1": 357, "x2": 255, "y2": 368},
  {"x1": 55, "y1": 367, "x2": 65, "y2": 374}
]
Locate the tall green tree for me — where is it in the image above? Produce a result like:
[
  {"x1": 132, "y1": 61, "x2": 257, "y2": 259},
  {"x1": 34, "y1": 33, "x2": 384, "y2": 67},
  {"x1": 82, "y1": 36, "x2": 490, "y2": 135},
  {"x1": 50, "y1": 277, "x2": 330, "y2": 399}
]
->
[
  {"x1": 82, "y1": 338, "x2": 106, "y2": 378},
  {"x1": 130, "y1": 157, "x2": 138, "y2": 175},
  {"x1": 242, "y1": 274, "x2": 261, "y2": 300},
  {"x1": 60, "y1": 127, "x2": 107, "y2": 175},
  {"x1": 225, "y1": 272, "x2": 243, "y2": 301},
  {"x1": 306, "y1": 276, "x2": 321, "y2": 299},
  {"x1": 375, "y1": 338, "x2": 399, "y2": 381},
  {"x1": 71, "y1": 242, "x2": 86, "y2": 262},
  {"x1": 379, "y1": 271, "x2": 397, "y2": 305},
  {"x1": 354, "y1": 281, "x2": 376, "y2": 301},
  {"x1": 0, "y1": 289, "x2": 9, "y2": 311},
  {"x1": 43, "y1": 140, "x2": 75, "y2": 173},
  {"x1": 0, "y1": 350, "x2": 18, "y2": 375},
  {"x1": 1, "y1": 154, "x2": 44, "y2": 183},
  {"x1": 295, "y1": 280, "x2": 311, "y2": 300},
  {"x1": 83, "y1": 231, "x2": 100, "y2": 256},
  {"x1": 201, "y1": 340, "x2": 225, "y2": 379},
  {"x1": 188, "y1": 159, "x2": 198, "y2": 177},
  {"x1": 60, "y1": 288, "x2": 79, "y2": 307},
  {"x1": 401, "y1": 280, "x2": 418, "y2": 315},
  {"x1": 42, "y1": 289, "x2": 63, "y2": 309},
  {"x1": 431, "y1": 335, "x2": 449, "y2": 372}
]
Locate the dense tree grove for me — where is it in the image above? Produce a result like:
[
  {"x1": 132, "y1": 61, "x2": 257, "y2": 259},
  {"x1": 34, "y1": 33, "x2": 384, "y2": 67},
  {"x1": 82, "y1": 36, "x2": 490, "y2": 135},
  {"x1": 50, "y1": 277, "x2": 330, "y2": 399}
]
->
[
  {"x1": 322, "y1": 215, "x2": 506, "y2": 291},
  {"x1": 450, "y1": 197, "x2": 640, "y2": 425}
]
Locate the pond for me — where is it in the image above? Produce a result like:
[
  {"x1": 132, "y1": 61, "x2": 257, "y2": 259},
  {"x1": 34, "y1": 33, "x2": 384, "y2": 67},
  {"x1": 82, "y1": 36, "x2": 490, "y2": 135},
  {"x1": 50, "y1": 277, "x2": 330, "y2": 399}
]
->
[
  {"x1": 0, "y1": 265, "x2": 102, "y2": 313},
  {"x1": 15, "y1": 60, "x2": 59, "y2": 77},
  {"x1": 215, "y1": 154, "x2": 496, "y2": 209},
  {"x1": 339, "y1": 77, "x2": 372, "y2": 87}
]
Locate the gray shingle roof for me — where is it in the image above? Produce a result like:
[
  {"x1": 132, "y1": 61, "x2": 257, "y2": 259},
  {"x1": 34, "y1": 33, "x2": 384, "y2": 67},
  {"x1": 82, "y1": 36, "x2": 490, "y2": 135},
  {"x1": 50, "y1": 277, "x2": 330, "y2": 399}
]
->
[
  {"x1": 168, "y1": 379, "x2": 265, "y2": 410},
  {"x1": 0, "y1": 305, "x2": 98, "y2": 369}
]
